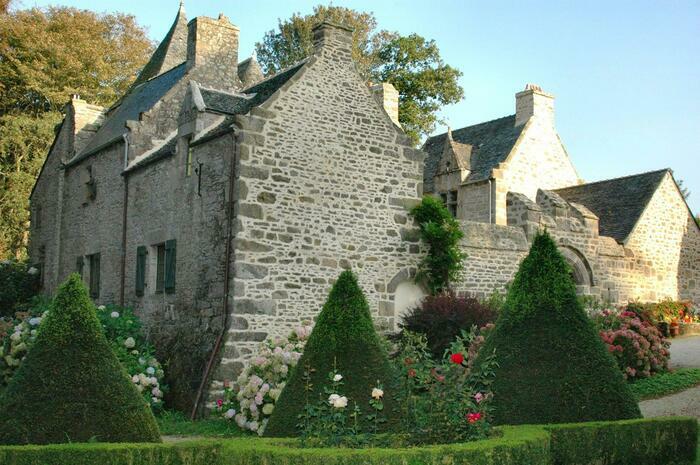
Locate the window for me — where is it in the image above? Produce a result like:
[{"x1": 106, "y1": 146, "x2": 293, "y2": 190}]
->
[
  {"x1": 85, "y1": 165, "x2": 96, "y2": 201},
  {"x1": 155, "y1": 244, "x2": 165, "y2": 293},
  {"x1": 185, "y1": 139, "x2": 194, "y2": 177},
  {"x1": 154, "y1": 239, "x2": 176, "y2": 294},
  {"x1": 88, "y1": 253, "x2": 100, "y2": 298},
  {"x1": 447, "y1": 190, "x2": 458, "y2": 217},
  {"x1": 135, "y1": 246, "x2": 147, "y2": 296}
]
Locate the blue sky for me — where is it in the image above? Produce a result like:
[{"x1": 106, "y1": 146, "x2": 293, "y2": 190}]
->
[{"x1": 23, "y1": 0, "x2": 700, "y2": 213}]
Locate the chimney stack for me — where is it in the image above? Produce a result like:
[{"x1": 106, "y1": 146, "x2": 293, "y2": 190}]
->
[
  {"x1": 371, "y1": 83, "x2": 400, "y2": 127},
  {"x1": 186, "y1": 14, "x2": 240, "y2": 91},
  {"x1": 312, "y1": 21, "x2": 353, "y2": 58},
  {"x1": 515, "y1": 83, "x2": 555, "y2": 127},
  {"x1": 67, "y1": 96, "x2": 105, "y2": 157}
]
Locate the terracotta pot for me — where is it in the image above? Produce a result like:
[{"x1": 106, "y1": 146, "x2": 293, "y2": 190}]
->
[{"x1": 670, "y1": 325, "x2": 680, "y2": 337}]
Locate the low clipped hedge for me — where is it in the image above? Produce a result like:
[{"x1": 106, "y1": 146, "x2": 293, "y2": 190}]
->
[{"x1": 0, "y1": 418, "x2": 696, "y2": 465}]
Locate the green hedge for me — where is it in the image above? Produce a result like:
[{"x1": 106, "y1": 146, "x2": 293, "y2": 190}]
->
[
  {"x1": 0, "y1": 418, "x2": 695, "y2": 465},
  {"x1": 547, "y1": 417, "x2": 698, "y2": 465}
]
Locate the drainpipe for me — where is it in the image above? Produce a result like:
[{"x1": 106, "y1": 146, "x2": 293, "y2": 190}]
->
[
  {"x1": 488, "y1": 177, "x2": 493, "y2": 224},
  {"x1": 119, "y1": 135, "x2": 130, "y2": 306},
  {"x1": 190, "y1": 129, "x2": 238, "y2": 420}
]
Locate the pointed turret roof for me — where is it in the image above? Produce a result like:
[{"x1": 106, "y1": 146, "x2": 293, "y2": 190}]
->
[
  {"x1": 237, "y1": 54, "x2": 264, "y2": 88},
  {"x1": 133, "y1": 2, "x2": 189, "y2": 86},
  {"x1": 441, "y1": 127, "x2": 473, "y2": 172}
]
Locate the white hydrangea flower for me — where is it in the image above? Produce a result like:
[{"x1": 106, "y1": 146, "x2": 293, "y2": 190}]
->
[
  {"x1": 97, "y1": 305, "x2": 106, "y2": 311},
  {"x1": 225, "y1": 408, "x2": 236, "y2": 419},
  {"x1": 333, "y1": 374, "x2": 343, "y2": 382},
  {"x1": 146, "y1": 366, "x2": 155, "y2": 375},
  {"x1": 152, "y1": 387, "x2": 162, "y2": 397},
  {"x1": 110, "y1": 311, "x2": 120, "y2": 318},
  {"x1": 372, "y1": 388, "x2": 384, "y2": 399},
  {"x1": 28, "y1": 317, "x2": 41, "y2": 326},
  {"x1": 124, "y1": 337, "x2": 136, "y2": 349},
  {"x1": 262, "y1": 403, "x2": 274, "y2": 415},
  {"x1": 131, "y1": 375, "x2": 139, "y2": 383}
]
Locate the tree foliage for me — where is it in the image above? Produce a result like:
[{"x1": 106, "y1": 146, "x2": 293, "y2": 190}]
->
[
  {"x1": 474, "y1": 231, "x2": 641, "y2": 425},
  {"x1": 410, "y1": 196, "x2": 465, "y2": 294},
  {"x1": 255, "y1": 5, "x2": 463, "y2": 145},
  {"x1": 0, "y1": 6, "x2": 153, "y2": 259}
]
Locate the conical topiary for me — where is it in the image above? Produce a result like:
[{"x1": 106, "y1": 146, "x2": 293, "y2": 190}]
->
[
  {"x1": 265, "y1": 270, "x2": 399, "y2": 437},
  {"x1": 0, "y1": 274, "x2": 161, "y2": 444},
  {"x1": 474, "y1": 231, "x2": 641, "y2": 425}
]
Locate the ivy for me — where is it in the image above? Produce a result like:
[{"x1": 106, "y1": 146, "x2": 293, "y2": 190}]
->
[{"x1": 410, "y1": 196, "x2": 466, "y2": 294}]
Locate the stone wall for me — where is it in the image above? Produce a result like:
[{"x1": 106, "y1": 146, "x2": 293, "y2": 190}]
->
[
  {"x1": 459, "y1": 180, "x2": 493, "y2": 223},
  {"x1": 209, "y1": 22, "x2": 425, "y2": 402}
]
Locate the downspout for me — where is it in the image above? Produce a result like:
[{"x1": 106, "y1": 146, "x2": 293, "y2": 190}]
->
[
  {"x1": 488, "y1": 177, "x2": 493, "y2": 224},
  {"x1": 191, "y1": 129, "x2": 238, "y2": 420},
  {"x1": 119, "y1": 134, "x2": 130, "y2": 306}
]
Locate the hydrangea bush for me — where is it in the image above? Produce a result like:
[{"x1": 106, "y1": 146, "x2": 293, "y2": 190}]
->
[
  {"x1": 0, "y1": 301, "x2": 166, "y2": 411},
  {"x1": 217, "y1": 324, "x2": 312, "y2": 435},
  {"x1": 591, "y1": 308, "x2": 670, "y2": 380}
]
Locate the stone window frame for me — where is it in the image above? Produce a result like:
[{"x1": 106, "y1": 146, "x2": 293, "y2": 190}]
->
[{"x1": 440, "y1": 190, "x2": 458, "y2": 217}]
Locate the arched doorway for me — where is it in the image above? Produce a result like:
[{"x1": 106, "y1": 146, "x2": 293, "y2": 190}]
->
[
  {"x1": 559, "y1": 246, "x2": 594, "y2": 292},
  {"x1": 394, "y1": 281, "x2": 426, "y2": 330}
]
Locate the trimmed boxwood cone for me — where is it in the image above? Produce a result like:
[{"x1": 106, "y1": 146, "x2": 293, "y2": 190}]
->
[
  {"x1": 0, "y1": 274, "x2": 161, "y2": 444},
  {"x1": 265, "y1": 270, "x2": 399, "y2": 437},
  {"x1": 475, "y1": 231, "x2": 641, "y2": 425}
]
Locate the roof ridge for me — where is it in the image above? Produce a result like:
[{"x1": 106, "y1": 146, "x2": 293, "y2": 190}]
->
[
  {"x1": 428, "y1": 114, "x2": 516, "y2": 142},
  {"x1": 242, "y1": 58, "x2": 308, "y2": 93},
  {"x1": 556, "y1": 168, "x2": 670, "y2": 191}
]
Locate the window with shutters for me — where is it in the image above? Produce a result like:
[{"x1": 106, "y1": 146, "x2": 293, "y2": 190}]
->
[
  {"x1": 135, "y1": 246, "x2": 147, "y2": 296},
  {"x1": 155, "y1": 244, "x2": 165, "y2": 293},
  {"x1": 88, "y1": 253, "x2": 100, "y2": 298}
]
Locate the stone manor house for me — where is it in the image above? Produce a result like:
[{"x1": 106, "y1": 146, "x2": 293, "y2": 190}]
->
[{"x1": 28, "y1": 5, "x2": 699, "y2": 413}]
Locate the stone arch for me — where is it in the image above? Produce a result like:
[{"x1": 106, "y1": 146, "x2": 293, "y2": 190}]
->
[
  {"x1": 559, "y1": 245, "x2": 594, "y2": 289},
  {"x1": 386, "y1": 267, "x2": 426, "y2": 331}
]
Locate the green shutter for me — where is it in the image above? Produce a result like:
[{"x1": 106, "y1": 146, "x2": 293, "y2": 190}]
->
[
  {"x1": 76, "y1": 256, "x2": 84, "y2": 276},
  {"x1": 164, "y1": 239, "x2": 176, "y2": 294},
  {"x1": 136, "y1": 246, "x2": 147, "y2": 296}
]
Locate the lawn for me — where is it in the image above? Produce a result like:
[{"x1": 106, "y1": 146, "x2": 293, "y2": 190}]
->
[
  {"x1": 157, "y1": 411, "x2": 248, "y2": 438},
  {"x1": 629, "y1": 368, "x2": 700, "y2": 401}
]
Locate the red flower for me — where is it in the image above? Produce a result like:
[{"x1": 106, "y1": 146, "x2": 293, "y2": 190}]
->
[
  {"x1": 466, "y1": 412, "x2": 482, "y2": 424},
  {"x1": 407, "y1": 368, "x2": 417, "y2": 378},
  {"x1": 450, "y1": 353, "x2": 465, "y2": 365},
  {"x1": 404, "y1": 357, "x2": 413, "y2": 366},
  {"x1": 216, "y1": 399, "x2": 223, "y2": 407}
]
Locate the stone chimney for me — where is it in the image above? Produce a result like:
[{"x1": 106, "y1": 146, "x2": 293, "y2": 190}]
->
[
  {"x1": 515, "y1": 83, "x2": 555, "y2": 127},
  {"x1": 371, "y1": 82, "x2": 400, "y2": 126},
  {"x1": 312, "y1": 21, "x2": 353, "y2": 59},
  {"x1": 186, "y1": 14, "x2": 240, "y2": 91},
  {"x1": 66, "y1": 95, "x2": 105, "y2": 156}
]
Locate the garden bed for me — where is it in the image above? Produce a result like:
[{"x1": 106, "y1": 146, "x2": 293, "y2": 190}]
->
[
  {"x1": 0, "y1": 417, "x2": 695, "y2": 465},
  {"x1": 680, "y1": 323, "x2": 700, "y2": 337}
]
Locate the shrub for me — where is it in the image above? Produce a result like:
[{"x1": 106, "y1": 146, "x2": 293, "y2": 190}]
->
[
  {"x1": 474, "y1": 231, "x2": 641, "y2": 425},
  {"x1": 591, "y1": 308, "x2": 670, "y2": 380},
  {"x1": 409, "y1": 196, "x2": 466, "y2": 294},
  {"x1": 0, "y1": 261, "x2": 40, "y2": 318},
  {"x1": 216, "y1": 324, "x2": 312, "y2": 435},
  {"x1": 0, "y1": 274, "x2": 161, "y2": 444},
  {"x1": 265, "y1": 270, "x2": 399, "y2": 437},
  {"x1": 399, "y1": 291, "x2": 497, "y2": 358},
  {"x1": 0, "y1": 301, "x2": 166, "y2": 411}
]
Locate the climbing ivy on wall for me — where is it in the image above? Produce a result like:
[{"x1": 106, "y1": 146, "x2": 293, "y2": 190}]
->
[{"x1": 409, "y1": 196, "x2": 465, "y2": 294}]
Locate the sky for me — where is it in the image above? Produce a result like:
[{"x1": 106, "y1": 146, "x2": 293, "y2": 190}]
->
[{"x1": 22, "y1": 0, "x2": 700, "y2": 213}]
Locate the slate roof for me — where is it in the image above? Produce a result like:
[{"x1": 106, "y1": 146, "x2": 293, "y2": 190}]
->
[
  {"x1": 70, "y1": 63, "x2": 188, "y2": 164},
  {"x1": 423, "y1": 115, "x2": 525, "y2": 192},
  {"x1": 124, "y1": 136, "x2": 177, "y2": 173},
  {"x1": 555, "y1": 169, "x2": 669, "y2": 243},
  {"x1": 132, "y1": 4, "x2": 188, "y2": 87}
]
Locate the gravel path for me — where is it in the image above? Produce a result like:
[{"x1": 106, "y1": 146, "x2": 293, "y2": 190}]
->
[{"x1": 640, "y1": 335, "x2": 700, "y2": 419}]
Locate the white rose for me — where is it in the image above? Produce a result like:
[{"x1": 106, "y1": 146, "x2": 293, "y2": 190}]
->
[
  {"x1": 332, "y1": 396, "x2": 348, "y2": 409},
  {"x1": 328, "y1": 394, "x2": 340, "y2": 405},
  {"x1": 371, "y1": 388, "x2": 384, "y2": 399},
  {"x1": 225, "y1": 408, "x2": 236, "y2": 419},
  {"x1": 97, "y1": 305, "x2": 106, "y2": 310},
  {"x1": 124, "y1": 337, "x2": 136, "y2": 349},
  {"x1": 110, "y1": 311, "x2": 120, "y2": 318},
  {"x1": 333, "y1": 374, "x2": 343, "y2": 382}
]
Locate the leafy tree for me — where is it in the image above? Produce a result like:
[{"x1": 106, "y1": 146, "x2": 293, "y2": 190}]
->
[
  {"x1": 255, "y1": 5, "x2": 463, "y2": 145},
  {"x1": 265, "y1": 270, "x2": 399, "y2": 437},
  {"x1": 0, "y1": 274, "x2": 161, "y2": 444},
  {"x1": 410, "y1": 196, "x2": 466, "y2": 294},
  {"x1": 474, "y1": 231, "x2": 641, "y2": 425},
  {"x1": 0, "y1": 6, "x2": 153, "y2": 258}
]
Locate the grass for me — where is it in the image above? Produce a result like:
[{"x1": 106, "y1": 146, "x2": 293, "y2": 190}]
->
[
  {"x1": 156, "y1": 411, "x2": 249, "y2": 438},
  {"x1": 629, "y1": 368, "x2": 700, "y2": 401}
]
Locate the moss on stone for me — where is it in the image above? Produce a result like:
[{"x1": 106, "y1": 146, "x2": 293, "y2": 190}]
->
[
  {"x1": 475, "y1": 231, "x2": 641, "y2": 425},
  {"x1": 0, "y1": 274, "x2": 161, "y2": 444}
]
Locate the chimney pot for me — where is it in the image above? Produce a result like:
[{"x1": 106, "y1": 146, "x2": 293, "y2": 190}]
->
[{"x1": 371, "y1": 82, "x2": 400, "y2": 127}]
